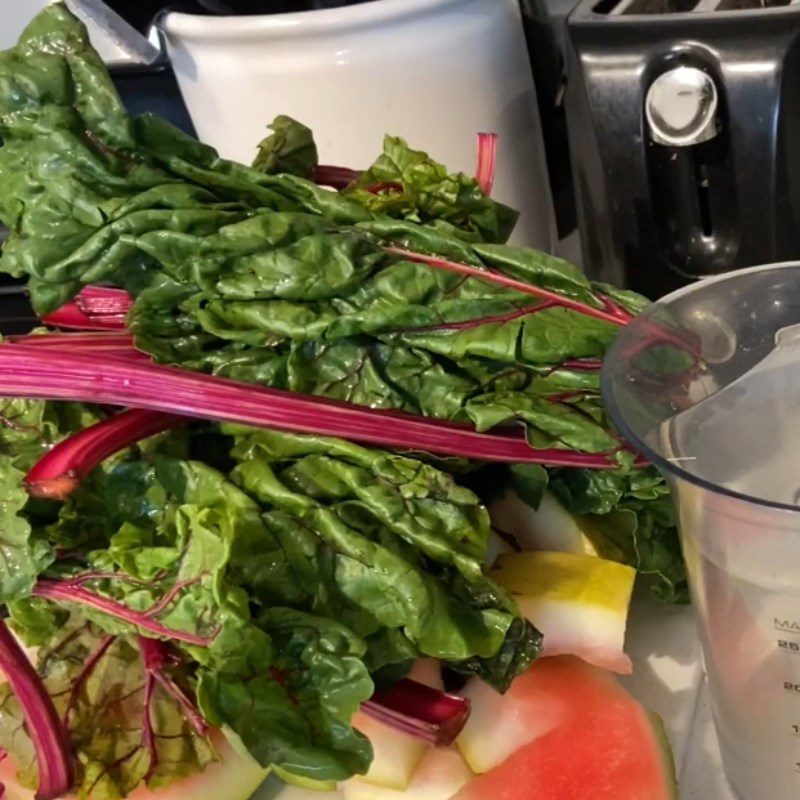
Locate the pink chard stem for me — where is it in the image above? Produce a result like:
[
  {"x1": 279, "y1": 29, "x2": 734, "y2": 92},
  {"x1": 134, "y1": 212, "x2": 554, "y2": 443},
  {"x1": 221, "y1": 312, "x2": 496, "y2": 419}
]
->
[
  {"x1": 74, "y1": 286, "x2": 133, "y2": 317},
  {"x1": 475, "y1": 132, "x2": 498, "y2": 196},
  {"x1": 8, "y1": 333, "x2": 149, "y2": 368},
  {"x1": 361, "y1": 678, "x2": 470, "y2": 747},
  {"x1": 138, "y1": 637, "x2": 208, "y2": 738},
  {"x1": 407, "y1": 302, "x2": 556, "y2": 334},
  {"x1": 25, "y1": 408, "x2": 185, "y2": 500},
  {"x1": 41, "y1": 303, "x2": 126, "y2": 332},
  {"x1": 383, "y1": 247, "x2": 633, "y2": 328},
  {"x1": 63, "y1": 635, "x2": 116, "y2": 726},
  {"x1": 32, "y1": 580, "x2": 215, "y2": 647},
  {"x1": 42, "y1": 287, "x2": 131, "y2": 331},
  {"x1": 8, "y1": 332, "x2": 146, "y2": 362},
  {"x1": 0, "y1": 344, "x2": 635, "y2": 468},
  {"x1": 312, "y1": 165, "x2": 361, "y2": 190},
  {"x1": 0, "y1": 620, "x2": 73, "y2": 799},
  {"x1": 556, "y1": 358, "x2": 603, "y2": 372}
]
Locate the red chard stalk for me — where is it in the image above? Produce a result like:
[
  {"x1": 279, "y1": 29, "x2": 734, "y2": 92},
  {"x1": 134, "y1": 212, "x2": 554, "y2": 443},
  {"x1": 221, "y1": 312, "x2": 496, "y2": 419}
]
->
[
  {"x1": 361, "y1": 678, "x2": 471, "y2": 747},
  {"x1": 0, "y1": 621, "x2": 73, "y2": 799},
  {"x1": 0, "y1": 344, "x2": 636, "y2": 469},
  {"x1": 475, "y1": 132, "x2": 498, "y2": 196}
]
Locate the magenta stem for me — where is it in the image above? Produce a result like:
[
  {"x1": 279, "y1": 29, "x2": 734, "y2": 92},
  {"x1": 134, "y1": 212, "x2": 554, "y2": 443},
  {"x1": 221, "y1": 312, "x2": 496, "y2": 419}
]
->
[
  {"x1": 42, "y1": 287, "x2": 132, "y2": 331},
  {"x1": 10, "y1": 332, "x2": 135, "y2": 348},
  {"x1": 0, "y1": 344, "x2": 636, "y2": 468},
  {"x1": 8, "y1": 332, "x2": 148, "y2": 363},
  {"x1": 382, "y1": 247, "x2": 630, "y2": 328},
  {"x1": 475, "y1": 132, "x2": 498, "y2": 196},
  {"x1": 41, "y1": 303, "x2": 127, "y2": 331},
  {"x1": 312, "y1": 165, "x2": 360, "y2": 189},
  {"x1": 556, "y1": 358, "x2": 604, "y2": 372},
  {"x1": 33, "y1": 581, "x2": 215, "y2": 647},
  {"x1": 361, "y1": 679, "x2": 470, "y2": 747},
  {"x1": 74, "y1": 286, "x2": 133, "y2": 317},
  {"x1": 140, "y1": 670, "x2": 158, "y2": 780},
  {"x1": 138, "y1": 637, "x2": 208, "y2": 737},
  {"x1": 405, "y1": 302, "x2": 555, "y2": 334},
  {"x1": 25, "y1": 409, "x2": 185, "y2": 500},
  {"x1": 0, "y1": 620, "x2": 74, "y2": 799},
  {"x1": 599, "y1": 294, "x2": 635, "y2": 324}
]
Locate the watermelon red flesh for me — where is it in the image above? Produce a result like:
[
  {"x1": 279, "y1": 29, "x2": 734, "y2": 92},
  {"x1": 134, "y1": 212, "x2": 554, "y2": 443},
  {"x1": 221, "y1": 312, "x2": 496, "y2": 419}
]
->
[{"x1": 452, "y1": 656, "x2": 677, "y2": 800}]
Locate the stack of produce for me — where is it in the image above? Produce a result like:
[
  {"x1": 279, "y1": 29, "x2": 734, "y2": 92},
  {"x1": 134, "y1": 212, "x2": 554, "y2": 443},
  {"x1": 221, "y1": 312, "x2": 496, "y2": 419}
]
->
[{"x1": 0, "y1": 6, "x2": 684, "y2": 799}]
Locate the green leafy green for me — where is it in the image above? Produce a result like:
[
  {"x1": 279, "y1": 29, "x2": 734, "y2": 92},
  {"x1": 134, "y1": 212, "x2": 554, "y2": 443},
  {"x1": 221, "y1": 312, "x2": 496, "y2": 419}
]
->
[
  {"x1": 199, "y1": 608, "x2": 372, "y2": 783},
  {"x1": 0, "y1": 398, "x2": 104, "y2": 603},
  {"x1": 225, "y1": 427, "x2": 539, "y2": 688},
  {"x1": 0, "y1": 5, "x2": 636, "y2": 462},
  {"x1": 252, "y1": 115, "x2": 318, "y2": 179},
  {"x1": 0, "y1": 420, "x2": 535, "y2": 791},
  {"x1": 343, "y1": 135, "x2": 518, "y2": 242}
]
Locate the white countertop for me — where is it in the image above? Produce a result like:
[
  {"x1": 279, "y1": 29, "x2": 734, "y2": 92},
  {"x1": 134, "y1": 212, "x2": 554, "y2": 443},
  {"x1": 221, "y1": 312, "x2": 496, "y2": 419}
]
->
[{"x1": 681, "y1": 685, "x2": 737, "y2": 800}]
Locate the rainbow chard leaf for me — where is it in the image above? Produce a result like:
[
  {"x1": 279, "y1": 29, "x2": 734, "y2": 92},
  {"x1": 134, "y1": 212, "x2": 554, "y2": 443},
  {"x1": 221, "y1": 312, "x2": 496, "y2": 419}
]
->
[
  {"x1": 252, "y1": 115, "x2": 319, "y2": 179},
  {"x1": 0, "y1": 617, "x2": 216, "y2": 799},
  {"x1": 342, "y1": 135, "x2": 518, "y2": 242},
  {"x1": 0, "y1": 399, "x2": 105, "y2": 603},
  {"x1": 225, "y1": 427, "x2": 541, "y2": 689},
  {"x1": 198, "y1": 608, "x2": 374, "y2": 783},
  {"x1": 0, "y1": 459, "x2": 52, "y2": 603}
]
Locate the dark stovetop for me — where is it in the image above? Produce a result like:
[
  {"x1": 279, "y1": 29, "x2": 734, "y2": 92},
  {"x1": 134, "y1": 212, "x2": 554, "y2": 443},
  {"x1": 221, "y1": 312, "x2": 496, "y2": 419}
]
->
[{"x1": 0, "y1": 283, "x2": 37, "y2": 336}]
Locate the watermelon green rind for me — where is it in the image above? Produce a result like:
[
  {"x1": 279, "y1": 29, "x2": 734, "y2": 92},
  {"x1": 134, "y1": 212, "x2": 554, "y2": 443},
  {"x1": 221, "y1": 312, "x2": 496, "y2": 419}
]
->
[{"x1": 647, "y1": 711, "x2": 680, "y2": 800}]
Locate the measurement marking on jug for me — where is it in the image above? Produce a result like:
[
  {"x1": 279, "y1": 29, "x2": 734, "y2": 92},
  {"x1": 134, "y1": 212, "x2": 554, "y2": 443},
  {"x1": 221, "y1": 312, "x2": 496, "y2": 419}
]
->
[
  {"x1": 775, "y1": 627, "x2": 800, "y2": 637},
  {"x1": 775, "y1": 619, "x2": 800, "y2": 636},
  {"x1": 791, "y1": 725, "x2": 800, "y2": 737},
  {"x1": 779, "y1": 640, "x2": 800, "y2": 653},
  {"x1": 782, "y1": 682, "x2": 800, "y2": 694}
]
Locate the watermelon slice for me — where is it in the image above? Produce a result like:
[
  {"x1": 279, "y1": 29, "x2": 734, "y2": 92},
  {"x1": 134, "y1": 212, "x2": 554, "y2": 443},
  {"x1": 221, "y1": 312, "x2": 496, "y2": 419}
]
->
[{"x1": 454, "y1": 656, "x2": 677, "y2": 800}]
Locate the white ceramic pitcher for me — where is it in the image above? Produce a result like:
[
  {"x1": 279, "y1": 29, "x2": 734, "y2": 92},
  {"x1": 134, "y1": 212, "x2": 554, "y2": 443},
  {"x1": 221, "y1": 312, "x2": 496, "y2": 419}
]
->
[{"x1": 160, "y1": 0, "x2": 555, "y2": 249}]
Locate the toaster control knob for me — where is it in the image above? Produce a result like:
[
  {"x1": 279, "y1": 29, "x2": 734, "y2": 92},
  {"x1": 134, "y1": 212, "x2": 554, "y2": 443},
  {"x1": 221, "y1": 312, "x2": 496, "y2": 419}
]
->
[{"x1": 645, "y1": 66, "x2": 718, "y2": 147}]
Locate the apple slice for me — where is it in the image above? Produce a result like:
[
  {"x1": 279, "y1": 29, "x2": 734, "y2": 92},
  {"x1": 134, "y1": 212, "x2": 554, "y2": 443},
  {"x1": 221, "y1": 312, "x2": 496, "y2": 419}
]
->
[
  {"x1": 489, "y1": 489, "x2": 599, "y2": 555},
  {"x1": 491, "y1": 551, "x2": 636, "y2": 674},
  {"x1": 342, "y1": 746, "x2": 471, "y2": 800},
  {"x1": 351, "y1": 660, "x2": 442, "y2": 790}
]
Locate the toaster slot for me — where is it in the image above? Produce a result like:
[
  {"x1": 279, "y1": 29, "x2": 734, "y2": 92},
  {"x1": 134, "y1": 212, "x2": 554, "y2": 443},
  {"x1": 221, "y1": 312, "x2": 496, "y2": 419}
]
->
[{"x1": 647, "y1": 136, "x2": 739, "y2": 278}]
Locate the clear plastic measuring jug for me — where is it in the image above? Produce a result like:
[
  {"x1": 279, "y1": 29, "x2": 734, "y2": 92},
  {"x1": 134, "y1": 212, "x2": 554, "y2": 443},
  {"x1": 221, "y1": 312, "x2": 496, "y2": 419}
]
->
[{"x1": 602, "y1": 263, "x2": 800, "y2": 800}]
